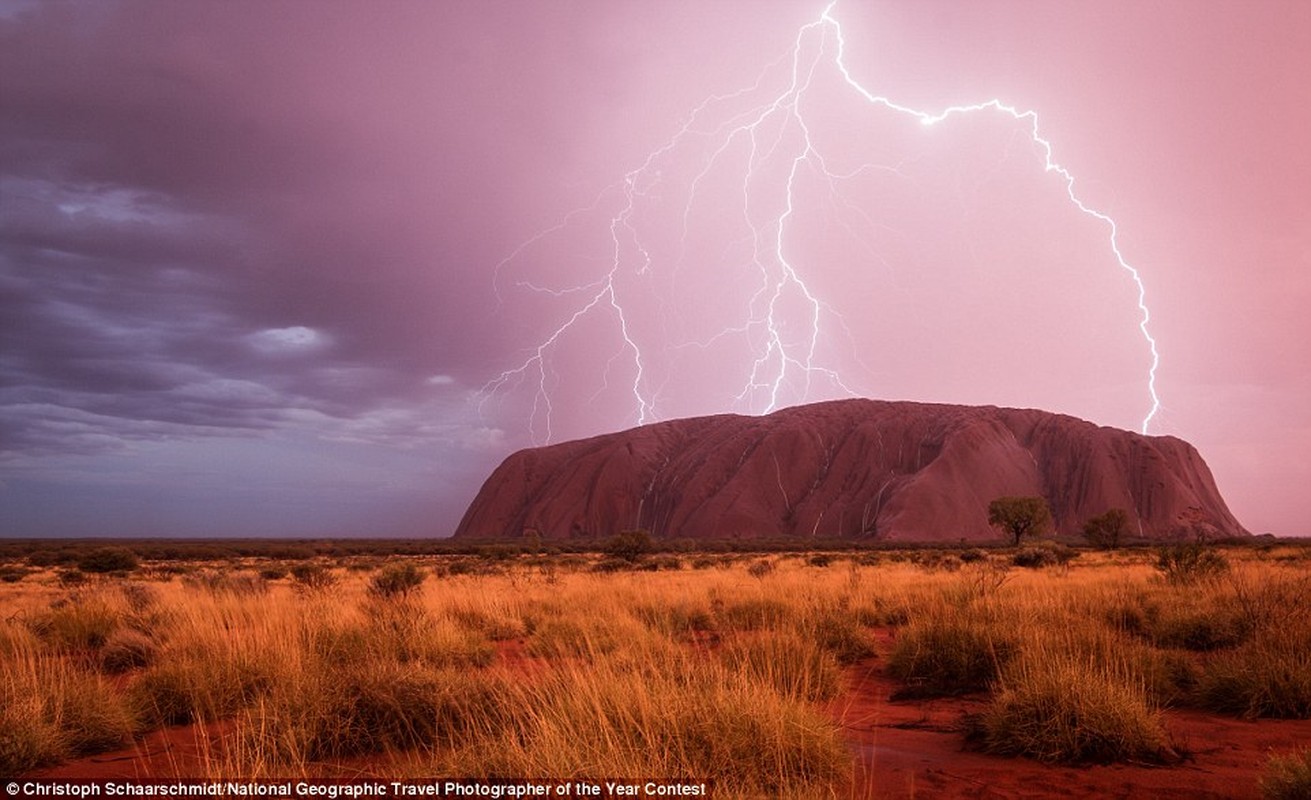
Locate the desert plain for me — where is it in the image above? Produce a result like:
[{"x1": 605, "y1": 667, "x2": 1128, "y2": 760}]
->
[{"x1": 3, "y1": 540, "x2": 1310, "y2": 798}]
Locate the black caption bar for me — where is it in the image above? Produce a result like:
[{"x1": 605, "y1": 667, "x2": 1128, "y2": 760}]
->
[{"x1": 6, "y1": 781, "x2": 710, "y2": 800}]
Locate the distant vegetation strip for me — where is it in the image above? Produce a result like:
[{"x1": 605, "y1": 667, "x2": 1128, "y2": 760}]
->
[{"x1": 0, "y1": 532, "x2": 1296, "y2": 565}]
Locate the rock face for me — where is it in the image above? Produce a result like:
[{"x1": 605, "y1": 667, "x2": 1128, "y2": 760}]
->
[{"x1": 454, "y1": 399, "x2": 1248, "y2": 543}]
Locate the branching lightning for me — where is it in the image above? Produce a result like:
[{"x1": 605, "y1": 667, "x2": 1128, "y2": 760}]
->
[{"x1": 483, "y1": 1, "x2": 1162, "y2": 443}]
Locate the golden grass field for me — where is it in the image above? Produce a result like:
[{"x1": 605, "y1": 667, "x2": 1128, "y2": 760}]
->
[{"x1": 2, "y1": 544, "x2": 1310, "y2": 798}]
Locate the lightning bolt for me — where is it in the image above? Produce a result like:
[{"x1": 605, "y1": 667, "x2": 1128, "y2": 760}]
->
[{"x1": 483, "y1": 1, "x2": 1162, "y2": 443}]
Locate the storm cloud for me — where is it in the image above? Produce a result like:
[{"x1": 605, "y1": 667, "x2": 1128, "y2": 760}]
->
[{"x1": 3, "y1": 0, "x2": 1309, "y2": 537}]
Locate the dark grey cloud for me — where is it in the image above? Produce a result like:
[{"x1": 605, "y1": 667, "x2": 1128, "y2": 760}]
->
[
  {"x1": 0, "y1": 0, "x2": 785, "y2": 473},
  {"x1": 0, "y1": 2, "x2": 531, "y2": 472}
]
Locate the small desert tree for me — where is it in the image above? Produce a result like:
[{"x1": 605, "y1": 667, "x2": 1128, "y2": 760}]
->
[
  {"x1": 1083, "y1": 508, "x2": 1129, "y2": 549},
  {"x1": 604, "y1": 529, "x2": 652, "y2": 563},
  {"x1": 987, "y1": 496, "x2": 1053, "y2": 547}
]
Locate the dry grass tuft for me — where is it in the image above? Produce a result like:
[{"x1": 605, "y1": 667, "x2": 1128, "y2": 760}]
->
[
  {"x1": 0, "y1": 632, "x2": 137, "y2": 775},
  {"x1": 1196, "y1": 627, "x2": 1311, "y2": 719},
  {"x1": 713, "y1": 596, "x2": 793, "y2": 632},
  {"x1": 28, "y1": 594, "x2": 120, "y2": 652},
  {"x1": 719, "y1": 630, "x2": 842, "y2": 702},
  {"x1": 99, "y1": 628, "x2": 157, "y2": 674},
  {"x1": 1262, "y1": 748, "x2": 1311, "y2": 800},
  {"x1": 887, "y1": 612, "x2": 1013, "y2": 698},
  {"x1": 971, "y1": 643, "x2": 1176, "y2": 764},
  {"x1": 806, "y1": 607, "x2": 877, "y2": 664}
]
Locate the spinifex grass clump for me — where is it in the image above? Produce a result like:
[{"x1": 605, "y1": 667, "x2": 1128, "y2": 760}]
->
[
  {"x1": 125, "y1": 583, "x2": 301, "y2": 726},
  {"x1": 183, "y1": 570, "x2": 268, "y2": 596},
  {"x1": 1196, "y1": 627, "x2": 1311, "y2": 719},
  {"x1": 971, "y1": 638, "x2": 1177, "y2": 764},
  {"x1": 1262, "y1": 749, "x2": 1311, "y2": 800},
  {"x1": 446, "y1": 600, "x2": 529, "y2": 642},
  {"x1": 380, "y1": 611, "x2": 495, "y2": 668},
  {"x1": 805, "y1": 606, "x2": 877, "y2": 665},
  {"x1": 420, "y1": 646, "x2": 851, "y2": 797},
  {"x1": 713, "y1": 596, "x2": 793, "y2": 632},
  {"x1": 0, "y1": 634, "x2": 137, "y2": 775},
  {"x1": 28, "y1": 594, "x2": 121, "y2": 652},
  {"x1": 719, "y1": 630, "x2": 842, "y2": 702},
  {"x1": 630, "y1": 599, "x2": 717, "y2": 642},
  {"x1": 129, "y1": 645, "x2": 277, "y2": 726},
  {"x1": 247, "y1": 662, "x2": 513, "y2": 760},
  {"x1": 1103, "y1": 585, "x2": 1253, "y2": 652},
  {"x1": 524, "y1": 616, "x2": 623, "y2": 659},
  {"x1": 1183, "y1": 573, "x2": 1311, "y2": 719},
  {"x1": 1150, "y1": 605, "x2": 1250, "y2": 652},
  {"x1": 99, "y1": 628, "x2": 157, "y2": 674},
  {"x1": 887, "y1": 610, "x2": 1014, "y2": 698}
]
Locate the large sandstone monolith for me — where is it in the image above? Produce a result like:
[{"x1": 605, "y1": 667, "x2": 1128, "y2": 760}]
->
[{"x1": 454, "y1": 399, "x2": 1248, "y2": 543}]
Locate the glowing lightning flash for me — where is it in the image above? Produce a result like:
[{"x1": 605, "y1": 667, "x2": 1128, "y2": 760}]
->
[{"x1": 483, "y1": 2, "x2": 1163, "y2": 443}]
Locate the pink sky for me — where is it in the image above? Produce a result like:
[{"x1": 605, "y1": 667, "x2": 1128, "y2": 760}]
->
[{"x1": 2, "y1": 0, "x2": 1308, "y2": 537}]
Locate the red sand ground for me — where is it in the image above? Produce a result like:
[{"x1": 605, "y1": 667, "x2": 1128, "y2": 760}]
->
[
  {"x1": 833, "y1": 657, "x2": 1311, "y2": 799},
  {"x1": 832, "y1": 629, "x2": 1311, "y2": 798},
  {"x1": 27, "y1": 722, "x2": 233, "y2": 781},
  {"x1": 30, "y1": 632, "x2": 1311, "y2": 797}
]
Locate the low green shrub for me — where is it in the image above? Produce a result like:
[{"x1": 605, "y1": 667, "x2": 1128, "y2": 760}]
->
[
  {"x1": 289, "y1": 563, "x2": 337, "y2": 591},
  {"x1": 368, "y1": 563, "x2": 427, "y2": 600},
  {"x1": 1155, "y1": 543, "x2": 1229, "y2": 585},
  {"x1": 1012, "y1": 542, "x2": 1075, "y2": 569}
]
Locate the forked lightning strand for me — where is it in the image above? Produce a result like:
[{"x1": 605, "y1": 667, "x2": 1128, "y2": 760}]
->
[{"x1": 483, "y1": 1, "x2": 1162, "y2": 442}]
